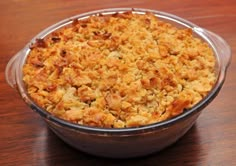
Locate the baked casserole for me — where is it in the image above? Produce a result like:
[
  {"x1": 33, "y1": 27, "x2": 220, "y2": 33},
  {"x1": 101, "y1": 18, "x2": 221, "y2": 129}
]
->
[{"x1": 23, "y1": 11, "x2": 216, "y2": 128}]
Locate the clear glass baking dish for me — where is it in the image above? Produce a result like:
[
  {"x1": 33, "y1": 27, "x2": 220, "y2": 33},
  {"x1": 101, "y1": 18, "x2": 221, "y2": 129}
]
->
[{"x1": 5, "y1": 8, "x2": 231, "y2": 158}]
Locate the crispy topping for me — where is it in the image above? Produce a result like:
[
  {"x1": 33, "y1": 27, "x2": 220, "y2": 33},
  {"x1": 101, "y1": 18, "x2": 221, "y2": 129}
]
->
[
  {"x1": 30, "y1": 38, "x2": 47, "y2": 49},
  {"x1": 51, "y1": 37, "x2": 61, "y2": 42},
  {"x1": 23, "y1": 11, "x2": 216, "y2": 128}
]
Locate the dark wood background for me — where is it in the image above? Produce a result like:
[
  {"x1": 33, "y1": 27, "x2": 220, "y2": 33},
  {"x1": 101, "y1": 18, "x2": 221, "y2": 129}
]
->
[{"x1": 1, "y1": 0, "x2": 235, "y2": 165}]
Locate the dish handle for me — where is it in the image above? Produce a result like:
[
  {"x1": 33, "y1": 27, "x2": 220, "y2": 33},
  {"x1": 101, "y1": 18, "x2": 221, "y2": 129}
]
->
[{"x1": 5, "y1": 51, "x2": 22, "y2": 89}]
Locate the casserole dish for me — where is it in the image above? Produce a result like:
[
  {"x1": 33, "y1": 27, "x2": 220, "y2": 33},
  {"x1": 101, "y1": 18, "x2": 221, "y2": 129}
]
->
[{"x1": 5, "y1": 8, "x2": 231, "y2": 158}]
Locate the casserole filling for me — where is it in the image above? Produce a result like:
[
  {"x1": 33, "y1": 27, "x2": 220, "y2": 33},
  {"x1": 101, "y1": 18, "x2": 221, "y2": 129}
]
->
[{"x1": 23, "y1": 12, "x2": 216, "y2": 128}]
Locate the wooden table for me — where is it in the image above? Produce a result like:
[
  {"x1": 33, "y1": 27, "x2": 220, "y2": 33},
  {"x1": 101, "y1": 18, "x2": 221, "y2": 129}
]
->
[{"x1": 1, "y1": 0, "x2": 236, "y2": 165}]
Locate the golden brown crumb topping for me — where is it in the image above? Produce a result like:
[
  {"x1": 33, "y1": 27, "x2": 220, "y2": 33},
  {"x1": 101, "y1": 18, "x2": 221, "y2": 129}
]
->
[{"x1": 23, "y1": 12, "x2": 216, "y2": 128}]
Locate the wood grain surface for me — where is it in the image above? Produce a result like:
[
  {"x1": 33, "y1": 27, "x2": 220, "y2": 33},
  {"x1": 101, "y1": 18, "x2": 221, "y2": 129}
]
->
[{"x1": 1, "y1": 0, "x2": 236, "y2": 165}]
